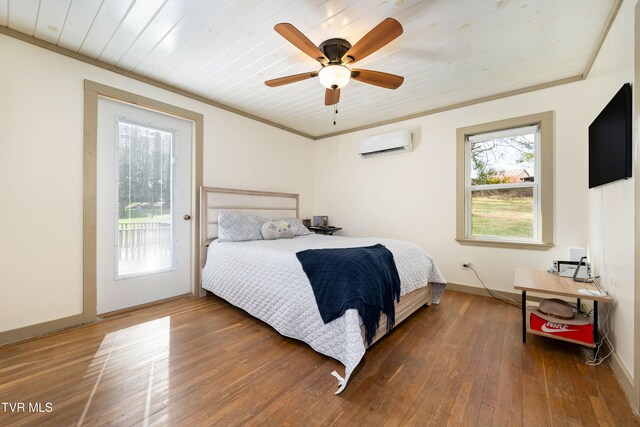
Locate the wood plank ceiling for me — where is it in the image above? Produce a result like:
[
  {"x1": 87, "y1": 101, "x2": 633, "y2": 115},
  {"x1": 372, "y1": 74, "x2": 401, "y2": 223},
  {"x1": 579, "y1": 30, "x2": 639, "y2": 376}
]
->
[{"x1": 0, "y1": 0, "x2": 616, "y2": 138}]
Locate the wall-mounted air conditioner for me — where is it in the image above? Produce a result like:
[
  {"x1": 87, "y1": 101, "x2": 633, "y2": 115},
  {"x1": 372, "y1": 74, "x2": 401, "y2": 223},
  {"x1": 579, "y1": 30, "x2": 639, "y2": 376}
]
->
[{"x1": 358, "y1": 129, "x2": 413, "y2": 157}]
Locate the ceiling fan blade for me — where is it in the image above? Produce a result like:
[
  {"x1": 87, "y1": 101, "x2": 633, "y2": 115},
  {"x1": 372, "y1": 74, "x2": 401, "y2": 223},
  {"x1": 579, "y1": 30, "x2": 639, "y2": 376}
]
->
[
  {"x1": 274, "y1": 23, "x2": 328, "y2": 63},
  {"x1": 324, "y1": 88, "x2": 341, "y2": 106},
  {"x1": 342, "y1": 18, "x2": 403, "y2": 63},
  {"x1": 351, "y1": 69, "x2": 404, "y2": 89},
  {"x1": 265, "y1": 72, "x2": 318, "y2": 87}
]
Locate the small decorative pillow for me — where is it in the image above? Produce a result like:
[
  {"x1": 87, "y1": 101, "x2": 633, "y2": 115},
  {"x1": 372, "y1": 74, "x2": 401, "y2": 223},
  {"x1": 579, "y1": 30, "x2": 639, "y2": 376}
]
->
[
  {"x1": 261, "y1": 220, "x2": 298, "y2": 240},
  {"x1": 218, "y1": 211, "x2": 268, "y2": 242},
  {"x1": 272, "y1": 217, "x2": 313, "y2": 236}
]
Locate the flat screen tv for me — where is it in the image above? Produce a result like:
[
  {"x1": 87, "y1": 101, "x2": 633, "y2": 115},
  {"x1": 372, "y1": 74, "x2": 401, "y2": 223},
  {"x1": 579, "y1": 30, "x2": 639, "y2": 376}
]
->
[{"x1": 589, "y1": 83, "x2": 632, "y2": 189}]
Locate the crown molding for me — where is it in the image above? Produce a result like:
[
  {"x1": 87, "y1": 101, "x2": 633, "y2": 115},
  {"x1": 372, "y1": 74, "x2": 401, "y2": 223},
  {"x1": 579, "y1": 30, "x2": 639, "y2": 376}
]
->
[
  {"x1": 314, "y1": 75, "x2": 582, "y2": 139},
  {"x1": 0, "y1": 25, "x2": 314, "y2": 140},
  {"x1": 582, "y1": 0, "x2": 624, "y2": 79}
]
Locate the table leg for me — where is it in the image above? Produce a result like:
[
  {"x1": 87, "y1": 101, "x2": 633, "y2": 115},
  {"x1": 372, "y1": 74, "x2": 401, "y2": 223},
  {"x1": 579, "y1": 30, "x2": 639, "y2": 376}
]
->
[
  {"x1": 593, "y1": 301, "x2": 599, "y2": 358},
  {"x1": 522, "y1": 291, "x2": 526, "y2": 343},
  {"x1": 577, "y1": 298, "x2": 581, "y2": 314}
]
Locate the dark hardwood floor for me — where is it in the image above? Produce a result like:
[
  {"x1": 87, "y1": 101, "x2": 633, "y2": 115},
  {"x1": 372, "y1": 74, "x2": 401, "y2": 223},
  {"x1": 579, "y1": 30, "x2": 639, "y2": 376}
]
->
[{"x1": 0, "y1": 290, "x2": 638, "y2": 426}]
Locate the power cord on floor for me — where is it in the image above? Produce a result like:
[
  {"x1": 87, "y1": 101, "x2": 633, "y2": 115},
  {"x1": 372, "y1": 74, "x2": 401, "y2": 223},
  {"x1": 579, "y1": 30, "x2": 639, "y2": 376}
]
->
[
  {"x1": 465, "y1": 264, "x2": 522, "y2": 308},
  {"x1": 572, "y1": 276, "x2": 614, "y2": 365},
  {"x1": 586, "y1": 303, "x2": 614, "y2": 366}
]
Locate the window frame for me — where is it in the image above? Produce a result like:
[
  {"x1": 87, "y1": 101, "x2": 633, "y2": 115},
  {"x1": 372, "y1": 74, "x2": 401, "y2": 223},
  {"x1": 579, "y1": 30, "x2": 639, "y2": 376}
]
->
[{"x1": 456, "y1": 111, "x2": 554, "y2": 250}]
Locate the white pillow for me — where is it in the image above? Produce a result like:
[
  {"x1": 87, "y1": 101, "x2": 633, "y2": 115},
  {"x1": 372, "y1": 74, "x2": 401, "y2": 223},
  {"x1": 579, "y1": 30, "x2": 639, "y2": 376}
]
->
[
  {"x1": 218, "y1": 211, "x2": 268, "y2": 242},
  {"x1": 261, "y1": 220, "x2": 298, "y2": 240},
  {"x1": 272, "y1": 217, "x2": 313, "y2": 236}
]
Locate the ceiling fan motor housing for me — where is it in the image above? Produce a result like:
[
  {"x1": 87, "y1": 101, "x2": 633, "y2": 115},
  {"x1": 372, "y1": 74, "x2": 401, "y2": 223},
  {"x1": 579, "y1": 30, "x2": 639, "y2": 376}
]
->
[{"x1": 319, "y1": 38, "x2": 352, "y2": 64}]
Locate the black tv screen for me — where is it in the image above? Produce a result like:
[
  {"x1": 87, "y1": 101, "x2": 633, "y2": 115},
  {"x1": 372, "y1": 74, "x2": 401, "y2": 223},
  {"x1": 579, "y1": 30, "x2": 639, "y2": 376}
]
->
[{"x1": 589, "y1": 83, "x2": 632, "y2": 189}]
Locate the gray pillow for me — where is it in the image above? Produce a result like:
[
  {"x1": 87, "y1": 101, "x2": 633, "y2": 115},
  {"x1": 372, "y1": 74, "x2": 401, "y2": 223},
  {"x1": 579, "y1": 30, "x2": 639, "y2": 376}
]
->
[
  {"x1": 261, "y1": 220, "x2": 298, "y2": 240},
  {"x1": 218, "y1": 211, "x2": 268, "y2": 242},
  {"x1": 273, "y1": 217, "x2": 313, "y2": 236}
]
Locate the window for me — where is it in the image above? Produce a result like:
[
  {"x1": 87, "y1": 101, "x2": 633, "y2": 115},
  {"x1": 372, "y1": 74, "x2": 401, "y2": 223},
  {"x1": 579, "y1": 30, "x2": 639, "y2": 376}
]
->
[
  {"x1": 116, "y1": 119, "x2": 178, "y2": 277},
  {"x1": 456, "y1": 112, "x2": 554, "y2": 249}
]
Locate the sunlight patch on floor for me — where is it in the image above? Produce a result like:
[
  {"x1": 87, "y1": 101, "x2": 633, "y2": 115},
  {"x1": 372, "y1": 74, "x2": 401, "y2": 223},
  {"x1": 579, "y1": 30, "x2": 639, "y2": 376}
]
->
[{"x1": 78, "y1": 316, "x2": 171, "y2": 426}]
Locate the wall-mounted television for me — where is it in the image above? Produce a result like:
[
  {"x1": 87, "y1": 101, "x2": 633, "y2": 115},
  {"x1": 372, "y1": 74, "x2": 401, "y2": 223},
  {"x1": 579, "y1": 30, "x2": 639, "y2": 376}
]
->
[{"x1": 589, "y1": 83, "x2": 632, "y2": 189}]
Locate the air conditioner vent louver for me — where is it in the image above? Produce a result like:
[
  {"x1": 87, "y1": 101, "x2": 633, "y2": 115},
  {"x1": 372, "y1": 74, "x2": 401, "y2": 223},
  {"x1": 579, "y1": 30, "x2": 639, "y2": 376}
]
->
[
  {"x1": 358, "y1": 130, "x2": 412, "y2": 157},
  {"x1": 361, "y1": 146, "x2": 406, "y2": 157}
]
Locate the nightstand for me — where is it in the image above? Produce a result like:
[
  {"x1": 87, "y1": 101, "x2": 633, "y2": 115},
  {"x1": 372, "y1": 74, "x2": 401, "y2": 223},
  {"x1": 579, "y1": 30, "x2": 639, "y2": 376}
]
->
[
  {"x1": 514, "y1": 267, "x2": 613, "y2": 356},
  {"x1": 308, "y1": 226, "x2": 342, "y2": 235}
]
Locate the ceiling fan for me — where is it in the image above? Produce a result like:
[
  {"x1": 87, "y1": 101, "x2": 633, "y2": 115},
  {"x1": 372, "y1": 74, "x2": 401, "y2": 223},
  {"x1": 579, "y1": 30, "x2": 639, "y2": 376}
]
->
[{"x1": 265, "y1": 18, "x2": 405, "y2": 107}]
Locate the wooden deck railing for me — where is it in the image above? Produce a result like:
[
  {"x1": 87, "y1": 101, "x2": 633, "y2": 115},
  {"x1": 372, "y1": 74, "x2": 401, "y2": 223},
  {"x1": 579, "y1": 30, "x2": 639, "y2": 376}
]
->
[{"x1": 118, "y1": 222, "x2": 171, "y2": 260}]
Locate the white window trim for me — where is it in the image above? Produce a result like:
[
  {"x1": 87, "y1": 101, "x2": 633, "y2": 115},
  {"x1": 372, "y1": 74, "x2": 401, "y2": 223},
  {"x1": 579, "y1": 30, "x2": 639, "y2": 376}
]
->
[
  {"x1": 464, "y1": 126, "x2": 541, "y2": 243},
  {"x1": 467, "y1": 124, "x2": 539, "y2": 142}
]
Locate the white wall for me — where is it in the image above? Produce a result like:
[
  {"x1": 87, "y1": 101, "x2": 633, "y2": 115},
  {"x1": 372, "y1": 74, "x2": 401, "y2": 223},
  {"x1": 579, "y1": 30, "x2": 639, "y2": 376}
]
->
[
  {"x1": 584, "y1": 0, "x2": 636, "y2": 378},
  {"x1": 314, "y1": 81, "x2": 589, "y2": 296},
  {"x1": 0, "y1": 34, "x2": 314, "y2": 333}
]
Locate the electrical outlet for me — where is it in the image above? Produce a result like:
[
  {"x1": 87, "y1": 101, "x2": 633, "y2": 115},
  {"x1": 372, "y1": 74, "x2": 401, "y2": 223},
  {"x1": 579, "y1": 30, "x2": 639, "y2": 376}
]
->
[{"x1": 460, "y1": 259, "x2": 471, "y2": 270}]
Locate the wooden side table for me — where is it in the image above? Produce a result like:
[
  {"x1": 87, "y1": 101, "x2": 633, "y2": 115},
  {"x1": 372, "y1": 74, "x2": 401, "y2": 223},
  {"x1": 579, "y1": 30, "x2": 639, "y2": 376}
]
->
[
  {"x1": 514, "y1": 268, "x2": 613, "y2": 356},
  {"x1": 308, "y1": 226, "x2": 342, "y2": 235}
]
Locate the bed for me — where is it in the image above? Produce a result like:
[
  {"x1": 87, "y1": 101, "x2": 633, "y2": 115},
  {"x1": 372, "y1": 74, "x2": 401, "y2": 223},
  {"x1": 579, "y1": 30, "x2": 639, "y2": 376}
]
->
[{"x1": 200, "y1": 187, "x2": 446, "y2": 393}]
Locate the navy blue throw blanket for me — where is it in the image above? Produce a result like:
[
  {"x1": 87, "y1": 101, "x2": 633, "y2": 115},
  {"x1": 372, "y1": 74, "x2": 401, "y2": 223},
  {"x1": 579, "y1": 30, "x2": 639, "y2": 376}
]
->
[{"x1": 296, "y1": 244, "x2": 401, "y2": 346}]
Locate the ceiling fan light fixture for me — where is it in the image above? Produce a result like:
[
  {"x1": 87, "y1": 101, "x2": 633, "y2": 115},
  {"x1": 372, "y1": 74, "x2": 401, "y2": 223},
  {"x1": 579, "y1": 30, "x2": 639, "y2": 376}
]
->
[{"x1": 318, "y1": 65, "x2": 351, "y2": 89}]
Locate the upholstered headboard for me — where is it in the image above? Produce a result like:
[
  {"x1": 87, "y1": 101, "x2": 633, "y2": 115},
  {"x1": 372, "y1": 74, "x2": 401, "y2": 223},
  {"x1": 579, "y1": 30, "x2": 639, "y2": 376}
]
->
[{"x1": 199, "y1": 186, "x2": 299, "y2": 270}]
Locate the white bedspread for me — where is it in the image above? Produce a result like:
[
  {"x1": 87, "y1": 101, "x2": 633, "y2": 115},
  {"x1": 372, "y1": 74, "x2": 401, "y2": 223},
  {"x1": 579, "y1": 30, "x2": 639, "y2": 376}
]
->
[{"x1": 202, "y1": 234, "x2": 446, "y2": 393}]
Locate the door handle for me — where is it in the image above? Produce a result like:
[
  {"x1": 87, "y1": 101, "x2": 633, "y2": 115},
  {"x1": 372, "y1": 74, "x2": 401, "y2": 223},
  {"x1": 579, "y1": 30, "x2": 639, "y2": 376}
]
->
[{"x1": 183, "y1": 214, "x2": 192, "y2": 221}]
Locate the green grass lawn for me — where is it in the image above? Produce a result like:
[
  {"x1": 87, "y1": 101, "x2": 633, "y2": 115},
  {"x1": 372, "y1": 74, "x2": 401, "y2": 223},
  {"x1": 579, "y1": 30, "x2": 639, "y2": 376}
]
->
[
  {"x1": 471, "y1": 196, "x2": 533, "y2": 238},
  {"x1": 119, "y1": 213, "x2": 172, "y2": 224}
]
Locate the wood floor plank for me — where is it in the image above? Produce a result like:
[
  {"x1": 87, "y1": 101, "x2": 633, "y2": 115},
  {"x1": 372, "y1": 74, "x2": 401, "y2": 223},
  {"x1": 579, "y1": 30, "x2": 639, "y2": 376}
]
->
[
  {"x1": 0, "y1": 291, "x2": 638, "y2": 426},
  {"x1": 491, "y1": 304, "x2": 524, "y2": 426},
  {"x1": 458, "y1": 296, "x2": 497, "y2": 425},
  {"x1": 379, "y1": 296, "x2": 470, "y2": 426}
]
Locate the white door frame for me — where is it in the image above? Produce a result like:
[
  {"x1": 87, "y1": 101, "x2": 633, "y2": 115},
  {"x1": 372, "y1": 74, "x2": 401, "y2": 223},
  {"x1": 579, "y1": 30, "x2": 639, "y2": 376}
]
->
[{"x1": 83, "y1": 80, "x2": 204, "y2": 322}]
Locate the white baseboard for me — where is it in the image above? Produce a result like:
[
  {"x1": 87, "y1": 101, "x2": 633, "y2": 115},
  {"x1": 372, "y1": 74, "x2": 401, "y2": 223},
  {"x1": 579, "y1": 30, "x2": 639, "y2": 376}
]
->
[
  {"x1": 0, "y1": 313, "x2": 85, "y2": 346},
  {"x1": 601, "y1": 339, "x2": 638, "y2": 415},
  {"x1": 446, "y1": 281, "x2": 521, "y2": 300}
]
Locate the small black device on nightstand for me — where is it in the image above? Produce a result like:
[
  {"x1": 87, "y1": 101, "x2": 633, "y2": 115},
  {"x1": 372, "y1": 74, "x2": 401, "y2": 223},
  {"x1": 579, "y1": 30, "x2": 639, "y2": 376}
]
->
[{"x1": 308, "y1": 226, "x2": 342, "y2": 236}]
